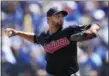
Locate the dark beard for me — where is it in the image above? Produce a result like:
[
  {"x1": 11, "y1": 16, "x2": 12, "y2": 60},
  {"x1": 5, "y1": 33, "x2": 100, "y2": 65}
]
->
[{"x1": 56, "y1": 23, "x2": 63, "y2": 27}]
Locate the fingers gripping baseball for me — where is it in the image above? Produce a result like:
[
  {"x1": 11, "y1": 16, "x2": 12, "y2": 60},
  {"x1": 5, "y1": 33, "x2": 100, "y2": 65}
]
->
[{"x1": 5, "y1": 28, "x2": 17, "y2": 37}]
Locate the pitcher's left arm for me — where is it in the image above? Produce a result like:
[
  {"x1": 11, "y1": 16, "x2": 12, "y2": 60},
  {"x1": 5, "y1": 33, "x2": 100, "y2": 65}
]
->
[{"x1": 70, "y1": 24, "x2": 100, "y2": 41}]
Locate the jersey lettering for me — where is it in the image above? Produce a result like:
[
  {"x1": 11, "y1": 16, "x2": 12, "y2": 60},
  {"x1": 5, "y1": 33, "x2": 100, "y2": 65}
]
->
[{"x1": 44, "y1": 37, "x2": 70, "y2": 53}]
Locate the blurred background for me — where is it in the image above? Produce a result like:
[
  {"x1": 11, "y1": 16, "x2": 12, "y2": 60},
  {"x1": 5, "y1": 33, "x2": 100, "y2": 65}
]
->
[{"x1": 1, "y1": 1, "x2": 108, "y2": 76}]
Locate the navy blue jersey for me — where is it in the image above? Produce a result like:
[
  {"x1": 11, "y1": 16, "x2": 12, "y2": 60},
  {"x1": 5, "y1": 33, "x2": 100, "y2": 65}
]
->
[{"x1": 34, "y1": 24, "x2": 91, "y2": 75}]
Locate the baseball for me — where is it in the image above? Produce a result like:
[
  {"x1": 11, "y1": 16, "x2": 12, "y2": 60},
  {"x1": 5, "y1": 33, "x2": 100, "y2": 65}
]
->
[{"x1": 6, "y1": 31, "x2": 12, "y2": 36}]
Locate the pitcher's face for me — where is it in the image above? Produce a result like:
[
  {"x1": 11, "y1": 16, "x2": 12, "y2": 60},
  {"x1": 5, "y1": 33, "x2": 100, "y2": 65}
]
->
[{"x1": 51, "y1": 13, "x2": 64, "y2": 27}]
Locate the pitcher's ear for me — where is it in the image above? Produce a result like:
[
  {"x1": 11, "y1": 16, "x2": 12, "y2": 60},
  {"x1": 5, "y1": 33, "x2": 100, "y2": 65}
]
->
[{"x1": 47, "y1": 16, "x2": 52, "y2": 20}]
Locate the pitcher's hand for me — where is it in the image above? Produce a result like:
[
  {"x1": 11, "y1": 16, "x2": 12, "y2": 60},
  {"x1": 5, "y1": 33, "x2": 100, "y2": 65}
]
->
[
  {"x1": 89, "y1": 24, "x2": 100, "y2": 33},
  {"x1": 5, "y1": 28, "x2": 18, "y2": 37}
]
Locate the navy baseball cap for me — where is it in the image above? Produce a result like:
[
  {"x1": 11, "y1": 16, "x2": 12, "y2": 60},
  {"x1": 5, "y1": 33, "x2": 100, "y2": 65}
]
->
[{"x1": 47, "y1": 7, "x2": 68, "y2": 17}]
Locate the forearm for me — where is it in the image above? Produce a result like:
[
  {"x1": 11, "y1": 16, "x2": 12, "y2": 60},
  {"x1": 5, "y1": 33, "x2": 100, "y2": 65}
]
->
[
  {"x1": 70, "y1": 31, "x2": 96, "y2": 41},
  {"x1": 70, "y1": 24, "x2": 100, "y2": 41},
  {"x1": 79, "y1": 30, "x2": 97, "y2": 41},
  {"x1": 16, "y1": 31, "x2": 35, "y2": 42}
]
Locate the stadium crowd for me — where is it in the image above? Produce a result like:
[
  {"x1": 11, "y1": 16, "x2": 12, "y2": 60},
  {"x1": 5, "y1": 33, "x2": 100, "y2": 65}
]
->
[{"x1": 1, "y1": 1, "x2": 108, "y2": 76}]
